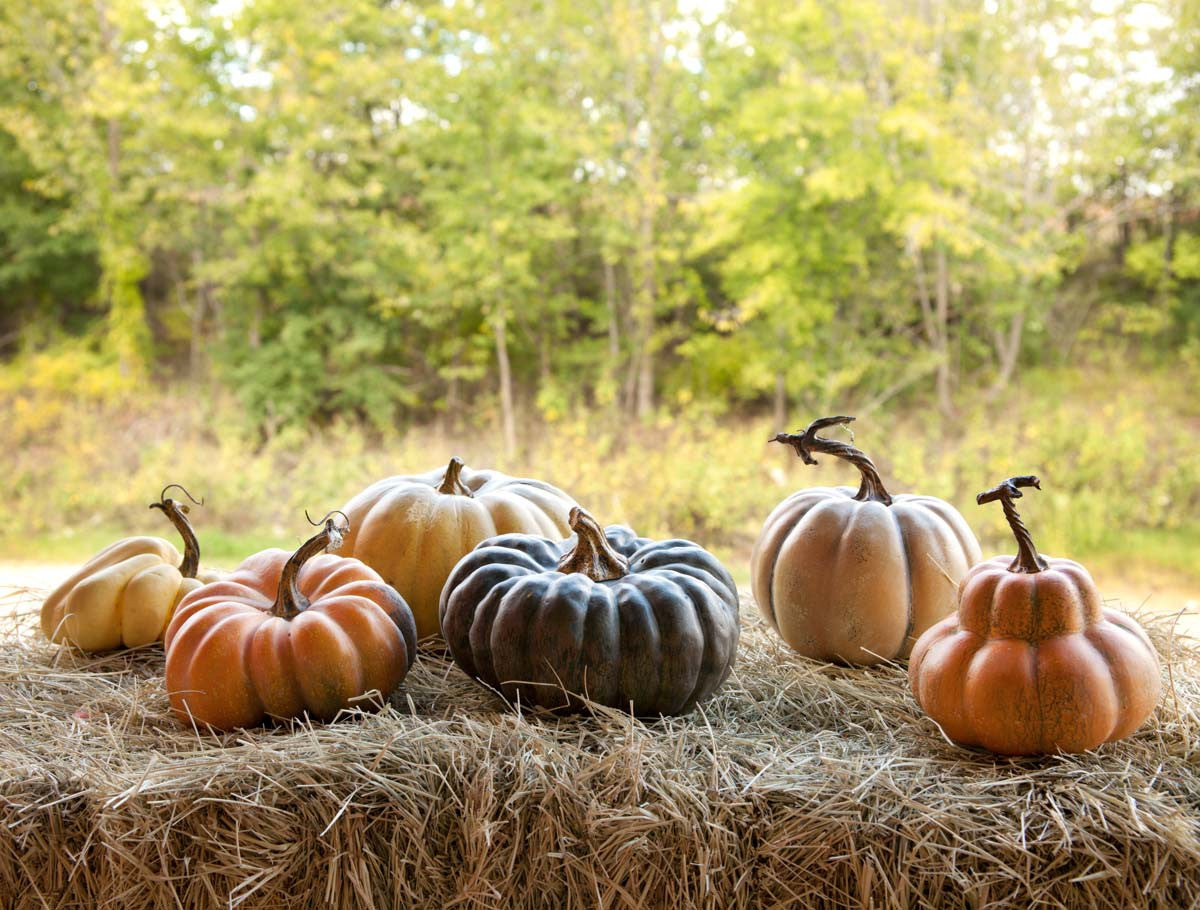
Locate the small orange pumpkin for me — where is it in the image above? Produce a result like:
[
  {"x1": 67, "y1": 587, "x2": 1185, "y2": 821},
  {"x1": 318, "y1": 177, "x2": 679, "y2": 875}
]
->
[
  {"x1": 164, "y1": 514, "x2": 417, "y2": 731},
  {"x1": 909, "y1": 476, "x2": 1161, "y2": 755}
]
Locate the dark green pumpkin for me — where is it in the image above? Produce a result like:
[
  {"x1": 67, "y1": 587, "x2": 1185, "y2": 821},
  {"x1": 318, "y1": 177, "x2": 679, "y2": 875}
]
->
[{"x1": 439, "y1": 507, "x2": 740, "y2": 715}]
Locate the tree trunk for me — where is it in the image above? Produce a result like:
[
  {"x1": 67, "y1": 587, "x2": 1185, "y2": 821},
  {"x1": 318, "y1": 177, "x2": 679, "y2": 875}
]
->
[
  {"x1": 444, "y1": 350, "x2": 461, "y2": 435},
  {"x1": 538, "y1": 327, "x2": 551, "y2": 384},
  {"x1": 106, "y1": 119, "x2": 120, "y2": 183},
  {"x1": 1116, "y1": 163, "x2": 1132, "y2": 263},
  {"x1": 1164, "y1": 189, "x2": 1180, "y2": 284},
  {"x1": 622, "y1": 0, "x2": 662, "y2": 420},
  {"x1": 773, "y1": 370, "x2": 788, "y2": 429},
  {"x1": 250, "y1": 290, "x2": 265, "y2": 348},
  {"x1": 988, "y1": 124, "x2": 1037, "y2": 401},
  {"x1": 910, "y1": 244, "x2": 953, "y2": 418},
  {"x1": 988, "y1": 309, "x2": 1025, "y2": 399},
  {"x1": 98, "y1": 0, "x2": 120, "y2": 182},
  {"x1": 188, "y1": 246, "x2": 209, "y2": 378},
  {"x1": 493, "y1": 311, "x2": 517, "y2": 456},
  {"x1": 933, "y1": 245, "x2": 954, "y2": 418},
  {"x1": 636, "y1": 326, "x2": 654, "y2": 417},
  {"x1": 603, "y1": 257, "x2": 623, "y2": 412}
]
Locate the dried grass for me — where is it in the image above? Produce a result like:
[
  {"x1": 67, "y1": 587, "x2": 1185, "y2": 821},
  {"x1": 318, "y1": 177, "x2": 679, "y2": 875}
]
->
[{"x1": 1, "y1": 583, "x2": 1198, "y2": 910}]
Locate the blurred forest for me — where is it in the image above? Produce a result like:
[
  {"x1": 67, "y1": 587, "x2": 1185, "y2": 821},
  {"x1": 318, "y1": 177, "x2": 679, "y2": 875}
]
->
[{"x1": 0, "y1": 0, "x2": 1198, "y2": 589}]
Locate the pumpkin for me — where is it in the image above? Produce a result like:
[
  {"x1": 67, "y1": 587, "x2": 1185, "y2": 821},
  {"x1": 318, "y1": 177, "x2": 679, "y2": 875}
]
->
[
  {"x1": 909, "y1": 476, "x2": 1161, "y2": 755},
  {"x1": 41, "y1": 485, "x2": 222, "y2": 652},
  {"x1": 164, "y1": 513, "x2": 417, "y2": 731},
  {"x1": 439, "y1": 507, "x2": 740, "y2": 716},
  {"x1": 339, "y1": 456, "x2": 576, "y2": 639},
  {"x1": 750, "y1": 416, "x2": 981, "y2": 665}
]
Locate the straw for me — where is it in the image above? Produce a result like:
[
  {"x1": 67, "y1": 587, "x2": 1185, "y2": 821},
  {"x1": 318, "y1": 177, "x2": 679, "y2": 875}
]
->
[{"x1": 0, "y1": 587, "x2": 1197, "y2": 909}]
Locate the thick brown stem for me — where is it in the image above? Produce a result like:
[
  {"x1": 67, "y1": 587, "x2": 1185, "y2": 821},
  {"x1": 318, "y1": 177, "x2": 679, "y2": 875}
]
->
[
  {"x1": 556, "y1": 507, "x2": 628, "y2": 582},
  {"x1": 273, "y1": 518, "x2": 346, "y2": 619},
  {"x1": 771, "y1": 416, "x2": 893, "y2": 505},
  {"x1": 436, "y1": 456, "x2": 474, "y2": 497},
  {"x1": 977, "y1": 476, "x2": 1047, "y2": 574},
  {"x1": 149, "y1": 484, "x2": 203, "y2": 578}
]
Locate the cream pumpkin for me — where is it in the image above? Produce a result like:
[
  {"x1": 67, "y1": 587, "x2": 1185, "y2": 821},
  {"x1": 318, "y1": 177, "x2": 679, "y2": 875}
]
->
[
  {"x1": 339, "y1": 456, "x2": 576, "y2": 638},
  {"x1": 41, "y1": 485, "x2": 222, "y2": 652},
  {"x1": 751, "y1": 416, "x2": 981, "y2": 664}
]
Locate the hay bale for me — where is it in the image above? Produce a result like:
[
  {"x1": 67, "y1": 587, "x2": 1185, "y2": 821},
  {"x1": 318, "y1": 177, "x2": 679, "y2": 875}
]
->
[{"x1": 0, "y1": 589, "x2": 1198, "y2": 910}]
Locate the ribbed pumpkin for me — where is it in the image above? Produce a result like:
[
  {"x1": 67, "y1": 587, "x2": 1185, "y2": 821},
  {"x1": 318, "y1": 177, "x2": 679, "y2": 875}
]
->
[
  {"x1": 164, "y1": 514, "x2": 417, "y2": 731},
  {"x1": 440, "y1": 507, "x2": 740, "y2": 716},
  {"x1": 751, "y1": 416, "x2": 981, "y2": 665},
  {"x1": 41, "y1": 485, "x2": 222, "y2": 652},
  {"x1": 910, "y1": 476, "x2": 1161, "y2": 755},
  {"x1": 339, "y1": 456, "x2": 576, "y2": 640}
]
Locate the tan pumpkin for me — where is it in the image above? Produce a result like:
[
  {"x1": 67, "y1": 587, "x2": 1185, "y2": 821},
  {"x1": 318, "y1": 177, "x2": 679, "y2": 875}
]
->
[
  {"x1": 750, "y1": 416, "x2": 981, "y2": 664},
  {"x1": 909, "y1": 476, "x2": 1161, "y2": 755},
  {"x1": 41, "y1": 485, "x2": 222, "y2": 652},
  {"x1": 339, "y1": 456, "x2": 576, "y2": 638},
  {"x1": 164, "y1": 513, "x2": 417, "y2": 731}
]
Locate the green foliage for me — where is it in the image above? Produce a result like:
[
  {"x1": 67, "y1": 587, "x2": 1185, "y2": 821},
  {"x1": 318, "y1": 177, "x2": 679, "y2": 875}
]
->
[
  {"x1": 0, "y1": 0, "x2": 1195, "y2": 428},
  {"x1": 0, "y1": 0, "x2": 1198, "y2": 597}
]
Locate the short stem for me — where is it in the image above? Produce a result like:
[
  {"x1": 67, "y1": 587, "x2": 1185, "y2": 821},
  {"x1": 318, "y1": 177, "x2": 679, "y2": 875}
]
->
[
  {"x1": 149, "y1": 497, "x2": 200, "y2": 578},
  {"x1": 977, "y1": 475, "x2": 1047, "y2": 574},
  {"x1": 771, "y1": 415, "x2": 893, "y2": 505},
  {"x1": 436, "y1": 456, "x2": 474, "y2": 497},
  {"x1": 556, "y1": 507, "x2": 629, "y2": 582},
  {"x1": 272, "y1": 520, "x2": 344, "y2": 619}
]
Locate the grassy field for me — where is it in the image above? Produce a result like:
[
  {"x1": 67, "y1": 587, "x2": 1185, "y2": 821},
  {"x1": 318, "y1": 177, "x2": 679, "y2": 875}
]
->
[{"x1": 1, "y1": 364, "x2": 1197, "y2": 616}]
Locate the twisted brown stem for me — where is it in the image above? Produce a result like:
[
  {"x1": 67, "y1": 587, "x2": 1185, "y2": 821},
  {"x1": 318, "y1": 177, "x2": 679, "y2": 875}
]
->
[
  {"x1": 977, "y1": 475, "x2": 1047, "y2": 574},
  {"x1": 273, "y1": 515, "x2": 349, "y2": 618},
  {"x1": 556, "y1": 507, "x2": 628, "y2": 582},
  {"x1": 771, "y1": 415, "x2": 893, "y2": 505},
  {"x1": 149, "y1": 484, "x2": 203, "y2": 578},
  {"x1": 436, "y1": 456, "x2": 474, "y2": 497}
]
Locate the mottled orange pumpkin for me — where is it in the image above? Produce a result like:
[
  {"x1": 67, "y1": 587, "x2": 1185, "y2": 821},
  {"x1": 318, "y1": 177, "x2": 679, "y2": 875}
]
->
[
  {"x1": 164, "y1": 515, "x2": 417, "y2": 731},
  {"x1": 910, "y1": 476, "x2": 1161, "y2": 755},
  {"x1": 751, "y1": 416, "x2": 980, "y2": 664}
]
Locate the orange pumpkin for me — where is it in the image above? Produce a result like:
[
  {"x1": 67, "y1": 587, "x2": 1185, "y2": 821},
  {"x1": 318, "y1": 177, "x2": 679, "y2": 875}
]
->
[
  {"x1": 909, "y1": 476, "x2": 1161, "y2": 755},
  {"x1": 751, "y1": 416, "x2": 980, "y2": 664},
  {"x1": 164, "y1": 514, "x2": 417, "y2": 731},
  {"x1": 339, "y1": 456, "x2": 576, "y2": 639}
]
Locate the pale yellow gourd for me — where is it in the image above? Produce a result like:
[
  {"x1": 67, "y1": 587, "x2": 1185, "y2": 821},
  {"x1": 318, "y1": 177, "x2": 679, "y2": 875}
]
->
[{"x1": 41, "y1": 485, "x2": 222, "y2": 652}]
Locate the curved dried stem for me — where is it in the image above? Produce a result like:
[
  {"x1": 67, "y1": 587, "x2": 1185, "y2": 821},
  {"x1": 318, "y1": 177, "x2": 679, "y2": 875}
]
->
[
  {"x1": 771, "y1": 415, "x2": 893, "y2": 505},
  {"x1": 977, "y1": 475, "x2": 1047, "y2": 574},
  {"x1": 273, "y1": 516, "x2": 350, "y2": 618},
  {"x1": 149, "y1": 485, "x2": 203, "y2": 578}
]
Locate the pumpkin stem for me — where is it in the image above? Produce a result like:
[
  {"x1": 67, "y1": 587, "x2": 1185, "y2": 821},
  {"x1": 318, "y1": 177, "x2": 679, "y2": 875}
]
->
[
  {"x1": 771, "y1": 416, "x2": 893, "y2": 505},
  {"x1": 556, "y1": 507, "x2": 629, "y2": 582},
  {"x1": 977, "y1": 476, "x2": 1047, "y2": 574},
  {"x1": 149, "y1": 484, "x2": 204, "y2": 578},
  {"x1": 436, "y1": 456, "x2": 474, "y2": 497},
  {"x1": 272, "y1": 512, "x2": 349, "y2": 619}
]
